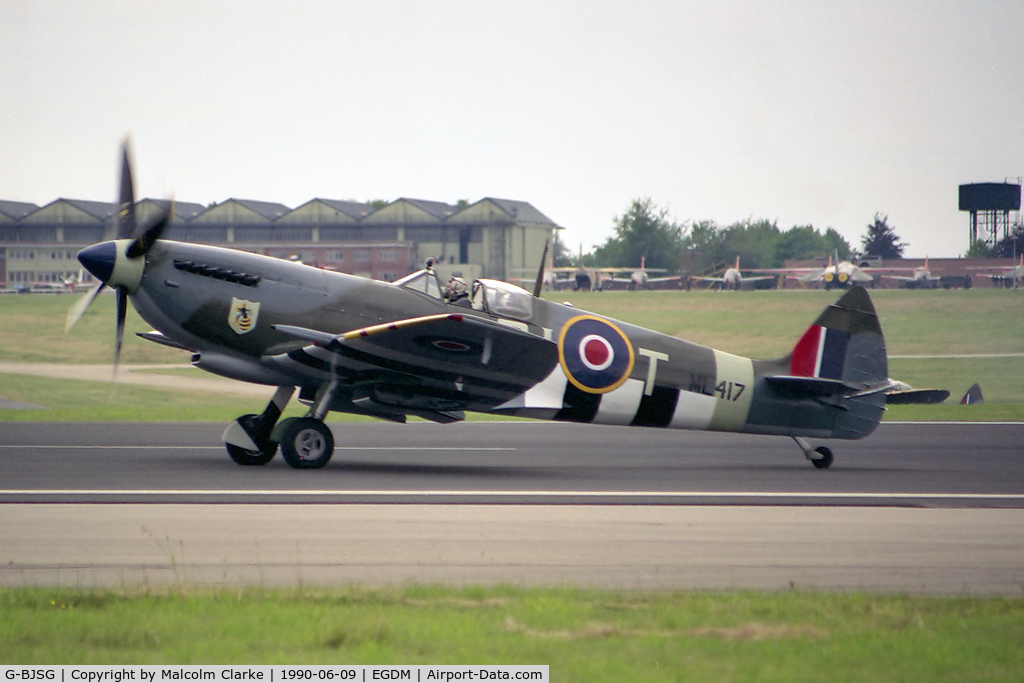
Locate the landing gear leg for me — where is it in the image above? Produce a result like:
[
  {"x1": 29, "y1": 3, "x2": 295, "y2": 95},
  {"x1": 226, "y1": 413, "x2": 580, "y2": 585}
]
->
[
  {"x1": 223, "y1": 386, "x2": 295, "y2": 466},
  {"x1": 793, "y1": 436, "x2": 834, "y2": 469},
  {"x1": 278, "y1": 379, "x2": 339, "y2": 470}
]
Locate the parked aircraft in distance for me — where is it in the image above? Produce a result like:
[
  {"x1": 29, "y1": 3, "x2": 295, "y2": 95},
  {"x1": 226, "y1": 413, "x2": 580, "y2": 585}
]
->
[
  {"x1": 549, "y1": 246, "x2": 620, "y2": 291},
  {"x1": 611, "y1": 257, "x2": 681, "y2": 290},
  {"x1": 508, "y1": 252, "x2": 571, "y2": 291},
  {"x1": 969, "y1": 254, "x2": 1023, "y2": 288},
  {"x1": 881, "y1": 258, "x2": 943, "y2": 289},
  {"x1": 691, "y1": 256, "x2": 775, "y2": 291},
  {"x1": 68, "y1": 142, "x2": 946, "y2": 471},
  {"x1": 753, "y1": 252, "x2": 877, "y2": 290}
]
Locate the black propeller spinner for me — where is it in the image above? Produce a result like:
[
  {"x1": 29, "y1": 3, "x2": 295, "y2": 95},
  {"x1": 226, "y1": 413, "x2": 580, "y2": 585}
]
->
[{"x1": 67, "y1": 141, "x2": 172, "y2": 375}]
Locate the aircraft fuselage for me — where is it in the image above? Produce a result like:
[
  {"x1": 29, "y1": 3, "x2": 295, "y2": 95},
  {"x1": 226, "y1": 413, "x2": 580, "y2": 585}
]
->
[{"x1": 129, "y1": 240, "x2": 884, "y2": 441}]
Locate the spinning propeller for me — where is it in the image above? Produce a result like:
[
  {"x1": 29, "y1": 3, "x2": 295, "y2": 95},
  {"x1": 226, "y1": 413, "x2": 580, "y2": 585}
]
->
[{"x1": 66, "y1": 141, "x2": 171, "y2": 373}]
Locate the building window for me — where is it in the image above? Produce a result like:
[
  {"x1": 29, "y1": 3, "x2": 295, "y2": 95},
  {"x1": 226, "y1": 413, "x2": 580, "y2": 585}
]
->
[{"x1": 354, "y1": 250, "x2": 371, "y2": 262}]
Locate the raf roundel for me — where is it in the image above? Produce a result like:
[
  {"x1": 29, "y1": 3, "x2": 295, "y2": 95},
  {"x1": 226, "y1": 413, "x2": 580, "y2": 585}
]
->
[{"x1": 558, "y1": 315, "x2": 635, "y2": 393}]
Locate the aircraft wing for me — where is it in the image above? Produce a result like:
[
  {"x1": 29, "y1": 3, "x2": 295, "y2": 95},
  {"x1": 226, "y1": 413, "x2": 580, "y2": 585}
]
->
[
  {"x1": 268, "y1": 313, "x2": 559, "y2": 416},
  {"x1": 645, "y1": 275, "x2": 681, "y2": 283}
]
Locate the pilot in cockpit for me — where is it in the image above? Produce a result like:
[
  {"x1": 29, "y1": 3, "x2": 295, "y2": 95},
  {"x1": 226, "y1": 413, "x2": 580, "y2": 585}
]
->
[{"x1": 443, "y1": 276, "x2": 472, "y2": 307}]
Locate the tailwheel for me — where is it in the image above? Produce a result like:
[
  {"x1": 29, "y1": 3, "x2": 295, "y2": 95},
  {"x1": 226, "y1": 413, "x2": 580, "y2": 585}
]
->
[
  {"x1": 811, "y1": 446, "x2": 834, "y2": 469},
  {"x1": 278, "y1": 417, "x2": 335, "y2": 469}
]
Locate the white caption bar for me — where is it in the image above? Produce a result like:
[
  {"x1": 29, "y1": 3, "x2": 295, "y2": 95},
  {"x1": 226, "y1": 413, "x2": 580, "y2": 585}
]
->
[{"x1": 0, "y1": 667, "x2": 548, "y2": 683}]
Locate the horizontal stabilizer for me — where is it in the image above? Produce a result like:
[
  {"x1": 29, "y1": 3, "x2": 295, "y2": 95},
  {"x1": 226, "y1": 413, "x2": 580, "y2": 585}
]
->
[
  {"x1": 885, "y1": 388, "x2": 950, "y2": 405},
  {"x1": 765, "y1": 375, "x2": 854, "y2": 398}
]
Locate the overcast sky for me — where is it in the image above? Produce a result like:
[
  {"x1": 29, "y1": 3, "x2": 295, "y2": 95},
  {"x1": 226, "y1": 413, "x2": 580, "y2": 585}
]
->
[{"x1": 2, "y1": 1, "x2": 1022, "y2": 258}]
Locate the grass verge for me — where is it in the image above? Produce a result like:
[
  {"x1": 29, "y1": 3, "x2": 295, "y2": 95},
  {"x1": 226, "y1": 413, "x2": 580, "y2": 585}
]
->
[{"x1": 1, "y1": 586, "x2": 1022, "y2": 681}]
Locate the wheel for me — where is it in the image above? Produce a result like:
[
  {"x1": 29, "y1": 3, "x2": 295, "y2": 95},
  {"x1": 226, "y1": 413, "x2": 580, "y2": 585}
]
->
[
  {"x1": 224, "y1": 413, "x2": 277, "y2": 466},
  {"x1": 226, "y1": 442, "x2": 276, "y2": 466},
  {"x1": 279, "y1": 417, "x2": 334, "y2": 469},
  {"x1": 811, "y1": 446, "x2": 834, "y2": 469}
]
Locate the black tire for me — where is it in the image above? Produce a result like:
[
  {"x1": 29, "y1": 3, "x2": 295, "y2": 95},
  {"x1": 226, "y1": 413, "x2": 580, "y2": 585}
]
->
[
  {"x1": 226, "y1": 442, "x2": 276, "y2": 466},
  {"x1": 811, "y1": 446, "x2": 834, "y2": 469},
  {"x1": 225, "y1": 414, "x2": 277, "y2": 466},
  {"x1": 280, "y1": 417, "x2": 334, "y2": 469}
]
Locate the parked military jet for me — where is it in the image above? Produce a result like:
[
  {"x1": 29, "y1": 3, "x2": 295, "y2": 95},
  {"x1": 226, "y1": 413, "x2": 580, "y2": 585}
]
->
[
  {"x1": 881, "y1": 258, "x2": 942, "y2": 289},
  {"x1": 69, "y1": 143, "x2": 941, "y2": 470},
  {"x1": 550, "y1": 245, "x2": 618, "y2": 291},
  {"x1": 691, "y1": 256, "x2": 775, "y2": 291},
  {"x1": 969, "y1": 254, "x2": 1023, "y2": 288},
  {"x1": 753, "y1": 252, "x2": 877, "y2": 290},
  {"x1": 611, "y1": 257, "x2": 681, "y2": 290}
]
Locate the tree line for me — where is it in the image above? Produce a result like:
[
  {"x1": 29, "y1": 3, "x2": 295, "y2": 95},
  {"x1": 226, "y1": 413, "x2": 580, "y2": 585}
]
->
[{"x1": 560, "y1": 198, "x2": 915, "y2": 274}]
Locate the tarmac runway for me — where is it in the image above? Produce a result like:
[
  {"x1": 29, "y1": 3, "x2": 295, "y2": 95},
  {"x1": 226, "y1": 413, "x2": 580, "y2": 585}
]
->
[{"x1": 1, "y1": 421, "x2": 1022, "y2": 593}]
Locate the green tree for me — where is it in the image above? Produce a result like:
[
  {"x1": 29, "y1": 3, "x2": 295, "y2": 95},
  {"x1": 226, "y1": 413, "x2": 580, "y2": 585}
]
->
[
  {"x1": 993, "y1": 223, "x2": 1024, "y2": 259},
  {"x1": 719, "y1": 219, "x2": 780, "y2": 268},
  {"x1": 683, "y1": 220, "x2": 853, "y2": 272},
  {"x1": 861, "y1": 213, "x2": 906, "y2": 259},
  {"x1": 823, "y1": 228, "x2": 854, "y2": 260},
  {"x1": 965, "y1": 241, "x2": 994, "y2": 258},
  {"x1": 681, "y1": 220, "x2": 725, "y2": 273},
  {"x1": 593, "y1": 198, "x2": 686, "y2": 270},
  {"x1": 551, "y1": 236, "x2": 574, "y2": 268}
]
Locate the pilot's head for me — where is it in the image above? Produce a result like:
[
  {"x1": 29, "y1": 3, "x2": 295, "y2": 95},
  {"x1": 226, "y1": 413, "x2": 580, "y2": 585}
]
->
[{"x1": 444, "y1": 276, "x2": 468, "y2": 299}]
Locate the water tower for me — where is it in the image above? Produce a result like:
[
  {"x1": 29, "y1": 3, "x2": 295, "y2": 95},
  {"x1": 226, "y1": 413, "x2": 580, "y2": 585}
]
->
[{"x1": 959, "y1": 181, "x2": 1021, "y2": 247}]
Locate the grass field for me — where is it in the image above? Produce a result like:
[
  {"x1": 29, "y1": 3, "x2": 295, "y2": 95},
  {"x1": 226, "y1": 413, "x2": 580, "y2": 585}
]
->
[
  {"x1": 2, "y1": 586, "x2": 1022, "y2": 680},
  {"x1": 1, "y1": 288, "x2": 1022, "y2": 421}
]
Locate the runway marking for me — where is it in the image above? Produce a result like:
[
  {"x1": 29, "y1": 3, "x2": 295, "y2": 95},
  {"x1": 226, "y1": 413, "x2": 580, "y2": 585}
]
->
[
  {"x1": 1, "y1": 489, "x2": 1022, "y2": 501},
  {"x1": 0, "y1": 445, "x2": 516, "y2": 451},
  {"x1": 884, "y1": 421, "x2": 1024, "y2": 426},
  {"x1": 890, "y1": 353, "x2": 1024, "y2": 359}
]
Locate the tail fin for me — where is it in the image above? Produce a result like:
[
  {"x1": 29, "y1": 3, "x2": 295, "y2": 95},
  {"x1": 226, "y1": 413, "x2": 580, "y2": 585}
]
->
[
  {"x1": 960, "y1": 383, "x2": 984, "y2": 405},
  {"x1": 788, "y1": 287, "x2": 887, "y2": 384},
  {"x1": 761, "y1": 287, "x2": 888, "y2": 439}
]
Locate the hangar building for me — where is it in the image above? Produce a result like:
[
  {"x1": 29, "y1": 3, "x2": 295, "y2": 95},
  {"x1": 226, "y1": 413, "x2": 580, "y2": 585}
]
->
[{"x1": 0, "y1": 196, "x2": 558, "y2": 289}]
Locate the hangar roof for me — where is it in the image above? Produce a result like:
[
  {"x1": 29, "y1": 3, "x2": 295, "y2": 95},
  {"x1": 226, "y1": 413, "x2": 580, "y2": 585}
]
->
[{"x1": 0, "y1": 201, "x2": 40, "y2": 221}]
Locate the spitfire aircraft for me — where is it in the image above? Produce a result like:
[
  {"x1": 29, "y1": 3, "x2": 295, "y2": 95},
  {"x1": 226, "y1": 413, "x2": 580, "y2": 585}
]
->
[{"x1": 68, "y1": 144, "x2": 945, "y2": 470}]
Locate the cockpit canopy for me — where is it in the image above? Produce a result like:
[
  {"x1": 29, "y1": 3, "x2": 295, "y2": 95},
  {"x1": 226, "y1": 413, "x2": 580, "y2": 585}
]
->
[
  {"x1": 395, "y1": 270, "x2": 534, "y2": 321},
  {"x1": 393, "y1": 269, "x2": 443, "y2": 299},
  {"x1": 471, "y1": 279, "x2": 534, "y2": 321}
]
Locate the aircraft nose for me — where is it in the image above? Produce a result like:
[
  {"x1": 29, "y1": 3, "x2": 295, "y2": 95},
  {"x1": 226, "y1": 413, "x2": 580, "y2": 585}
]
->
[{"x1": 77, "y1": 241, "x2": 117, "y2": 283}]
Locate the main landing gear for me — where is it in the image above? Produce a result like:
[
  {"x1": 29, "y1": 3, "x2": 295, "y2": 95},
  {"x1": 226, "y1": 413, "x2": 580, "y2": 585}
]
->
[
  {"x1": 792, "y1": 436, "x2": 834, "y2": 469},
  {"x1": 221, "y1": 382, "x2": 338, "y2": 470}
]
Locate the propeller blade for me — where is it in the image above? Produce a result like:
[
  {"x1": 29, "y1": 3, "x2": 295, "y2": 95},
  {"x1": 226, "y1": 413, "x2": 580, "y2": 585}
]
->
[
  {"x1": 124, "y1": 205, "x2": 171, "y2": 258},
  {"x1": 65, "y1": 282, "x2": 106, "y2": 333},
  {"x1": 532, "y1": 239, "x2": 549, "y2": 298},
  {"x1": 114, "y1": 285, "x2": 128, "y2": 378},
  {"x1": 115, "y1": 143, "x2": 136, "y2": 240}
]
